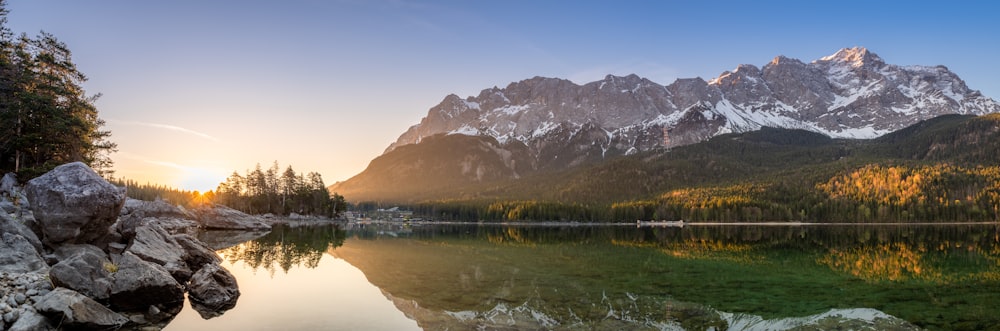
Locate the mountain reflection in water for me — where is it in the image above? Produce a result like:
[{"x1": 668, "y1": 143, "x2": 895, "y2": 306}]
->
[{"x1": 171, "y1": 223, "x2": 1000, "y2": 330}]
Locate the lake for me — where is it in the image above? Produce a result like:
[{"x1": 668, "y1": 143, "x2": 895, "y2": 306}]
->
[{"x1": 163, "y1": 223, "x2": 1000, "y2": 330}]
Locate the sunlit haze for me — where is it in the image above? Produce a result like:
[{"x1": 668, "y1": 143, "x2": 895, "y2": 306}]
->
[{"x1": 6, "y1": 0, "x2": 999, "y2": 191}]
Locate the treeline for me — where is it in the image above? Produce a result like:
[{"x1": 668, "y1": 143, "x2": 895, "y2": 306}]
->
[
  {"x1": 0, "y1": 2, "x2": 115, "y2": 179},
  {"x1": 111, "y1": 179, "x2": 203, "y2": 208},
  {"x1": 214, "y1": 162, "x2": 346, "y2": 218},
  {"x1": 360, "y1": 163, "x2": 1000, "y2": 223}
]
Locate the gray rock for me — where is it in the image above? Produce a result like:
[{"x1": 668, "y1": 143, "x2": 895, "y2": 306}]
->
[
  {"x1": 48, "y1": 245, "x2": 114, "y2": 300},
  {"x1": 25, "y1": 162, "x2": 126, "y2": 246},
  {"x1": 0, "y1": 199, "x2": 15, "y2": 214},
  {"x1": 126, "y1": 223, "x2": 192, "y2": 281},
  {"x1": 174, "y1": 234, "x2": 221, "y2": 271},
  {"x1": 109, "y1": 252, "x2": 185, "y2": 311},
  {"x1": 13, "y1": 293, "x2": 25, "y2": 305},
  {"x1": 7, "y1": 308, "x2": 53, "y2": 331},
  {"x1": 0, "y1": 233, "x2": 48, "y2": 273},
  {"x1": 121, "y1": 198, "x2": 195, "y2": 220},
  {"x1": 3, "y1": 309, "x2": 17, "y2": 323},
  {"x1": 187, "y1": 263, "x2": 240, "y2": 319},
  {"x1": 0, "y1": 212, "x2": 43, "y2": 255},
  {"x1": 0, "y1": 172, "x2": 16, "y2": 196},
  {"x1": 35, "y1": 287, "x2": 129, "y2": 329},
  {"x1": 193, "y1": 204, "x2": 271, "y2": 230}
]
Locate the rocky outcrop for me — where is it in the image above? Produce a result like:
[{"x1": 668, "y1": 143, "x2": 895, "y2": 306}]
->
[
  {"x1": 193, "y1": 204, "x2": 271, "y2": 230},
  {"x1": 34, "y1": 288, "x2": 128, "y2": 330},
  {"x1": 125, "y1": 223, "x2": 192, "y2": 281},
  {"x1": 24, "y1": 162, "x2": 126, "y2": 246},
  {"x1": 1, "y1": 163, "x2": 247, "y2": 330}
]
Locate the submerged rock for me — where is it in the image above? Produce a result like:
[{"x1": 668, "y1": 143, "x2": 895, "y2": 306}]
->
[
  {"x1": 187, "y1": 263, "x2": 240, "y2": 319},
  {"x1": 34, "y1": 287, "x2": 129, "y2": 329},
  {"x1": 25, "y1": 162, "x2": 126, "y2": 246}
]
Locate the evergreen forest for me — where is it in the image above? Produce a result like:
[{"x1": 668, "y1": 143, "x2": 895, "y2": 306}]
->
[{"x1": 359, "y1": 114, "x2": 1000, "y2": 223}]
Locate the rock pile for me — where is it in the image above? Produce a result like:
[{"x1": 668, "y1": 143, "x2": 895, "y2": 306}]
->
[{"x1": 0, "y1": 162, "x2": 249, "y2": 330}]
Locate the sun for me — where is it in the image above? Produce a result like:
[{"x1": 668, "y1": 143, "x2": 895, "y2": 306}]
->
[{"x1": 177, "y1": 167, "x2": 227, "y2": 193}]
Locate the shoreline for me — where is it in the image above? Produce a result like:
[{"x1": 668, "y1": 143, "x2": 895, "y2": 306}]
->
[{"x1": 341, "y1": 219, "x2": 1000, "y2": 227}]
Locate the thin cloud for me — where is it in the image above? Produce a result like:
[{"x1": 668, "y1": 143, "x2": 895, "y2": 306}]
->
[{"x1": 109, "y1": 119, "x2": 220, "y2": 142}]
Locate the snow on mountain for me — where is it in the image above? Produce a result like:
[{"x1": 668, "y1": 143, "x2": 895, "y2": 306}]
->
[{"x1": 385, "y1": 47, "x2": 1000, "y2": 169}]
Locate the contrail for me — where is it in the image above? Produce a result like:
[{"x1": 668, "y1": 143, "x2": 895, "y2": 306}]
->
[{"x1": 109, "y1": 119, "x2": 220, "y2": 142}]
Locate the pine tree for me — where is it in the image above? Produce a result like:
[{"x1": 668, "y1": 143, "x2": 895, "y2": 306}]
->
[{"x1": 0, "y1": 2, "x2": 115, "y2": 178}]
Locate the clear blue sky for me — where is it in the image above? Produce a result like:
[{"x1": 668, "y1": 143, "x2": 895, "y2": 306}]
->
[{"x1": 5, "y1": 0, "x2": 999, "y2": 191}]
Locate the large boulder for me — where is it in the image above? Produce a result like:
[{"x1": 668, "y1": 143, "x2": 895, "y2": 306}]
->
[
  {"x1": 193, "y1": 204, "x2": 271, "y2": 230},
  {"x1": 0, "y1": 233, "x2": 48, "y2": 274},
  {"x1": 34, "y1": 287, "x2": 129, "y2": 329},
  {"x1": 24, "y1": 162, "x2": 126, "y2": 246},
  {"x1": 48, "y1": 245, "x2": 114, "y2": 300},
  {"x1": 125, "y1": 223, "x2": 192, "y2": 281},
  {"x1": 109, "y1": 252, "x2": 185, "y2": 311},
  {"x1": 187, "y1": 263, "x2": 240, "y2": 319}
]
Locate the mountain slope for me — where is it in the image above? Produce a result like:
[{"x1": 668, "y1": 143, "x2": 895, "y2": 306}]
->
[
  {"x1": 335, "y1": 114, "x2": 1000, "y2": 223},
  {"x1": 334, "y1": 47, "x2": 1000, "y2": 204}
]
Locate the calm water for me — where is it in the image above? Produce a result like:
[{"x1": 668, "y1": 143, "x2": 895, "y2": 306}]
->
[{"x1": 164, "y1": 223, "x2": 1000, "y2": 331}]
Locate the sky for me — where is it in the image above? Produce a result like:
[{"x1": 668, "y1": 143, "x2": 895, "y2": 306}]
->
[{"x1": 5, "y1": 0, "x2": 999, "y2": 192}]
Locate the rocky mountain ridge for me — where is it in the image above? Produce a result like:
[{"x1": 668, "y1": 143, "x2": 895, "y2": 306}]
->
[{"x1": 386, "y1": 47, "x2": 998, "y2": 169}]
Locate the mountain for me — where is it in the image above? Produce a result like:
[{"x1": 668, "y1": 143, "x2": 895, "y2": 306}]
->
[
  {"x1": 333, "y1": 47, "x2": 1000, "y2": 203},
  {"x1": 335, "y1": 114, "x2": 1000, "y2": 224},
  {"x1": 388, "y1": 47, "x2": 996, "y2": 155}
]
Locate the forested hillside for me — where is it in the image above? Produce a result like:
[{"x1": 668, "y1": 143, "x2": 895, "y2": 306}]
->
[{"x1": 355, "y1": 114, "x2": 1000, "y2": 222}]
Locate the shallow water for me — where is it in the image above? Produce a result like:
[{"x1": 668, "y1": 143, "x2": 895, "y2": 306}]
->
[{"x1": 165, "y1": 223, "x2": 1000, "y2": 330}]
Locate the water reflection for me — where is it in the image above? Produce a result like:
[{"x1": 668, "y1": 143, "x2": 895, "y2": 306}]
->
[
  {"x1": 167, "y1": 224, "x2": 418, "y2": 331},
  {"x1": 216, "y1": 225, "x2": 346, "y2": 274},
  {"x1": 338, "y1": 223, "x2": 1000, "y2": 330},
  {"x1": 170, "y1": 223, "x2": 1000, "y2": 330}
]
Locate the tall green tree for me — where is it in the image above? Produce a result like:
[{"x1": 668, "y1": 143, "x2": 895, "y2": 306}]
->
[
  {"x1": 213, "y1": 161, "x2": 346, "y2": 218},
  {"x1": 0, "y1": 2, "x2": 115, "y2": 178}
]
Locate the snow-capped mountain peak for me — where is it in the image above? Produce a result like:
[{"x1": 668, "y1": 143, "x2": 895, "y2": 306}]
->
[
  {"x1": 385, "y1": 47, "x2": 999, "y2": 172},
  {"x1": 817, "y1": 46, "x2": 885, "y2": 68}
]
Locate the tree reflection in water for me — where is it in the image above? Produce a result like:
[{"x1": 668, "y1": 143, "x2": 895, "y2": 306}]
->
[
  {"x1": 217, "y1": 225, "x2": 345, "y2": 275},
  {"x1": 338, "y1": 223, "x2": 1000, "y2": 330}
]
